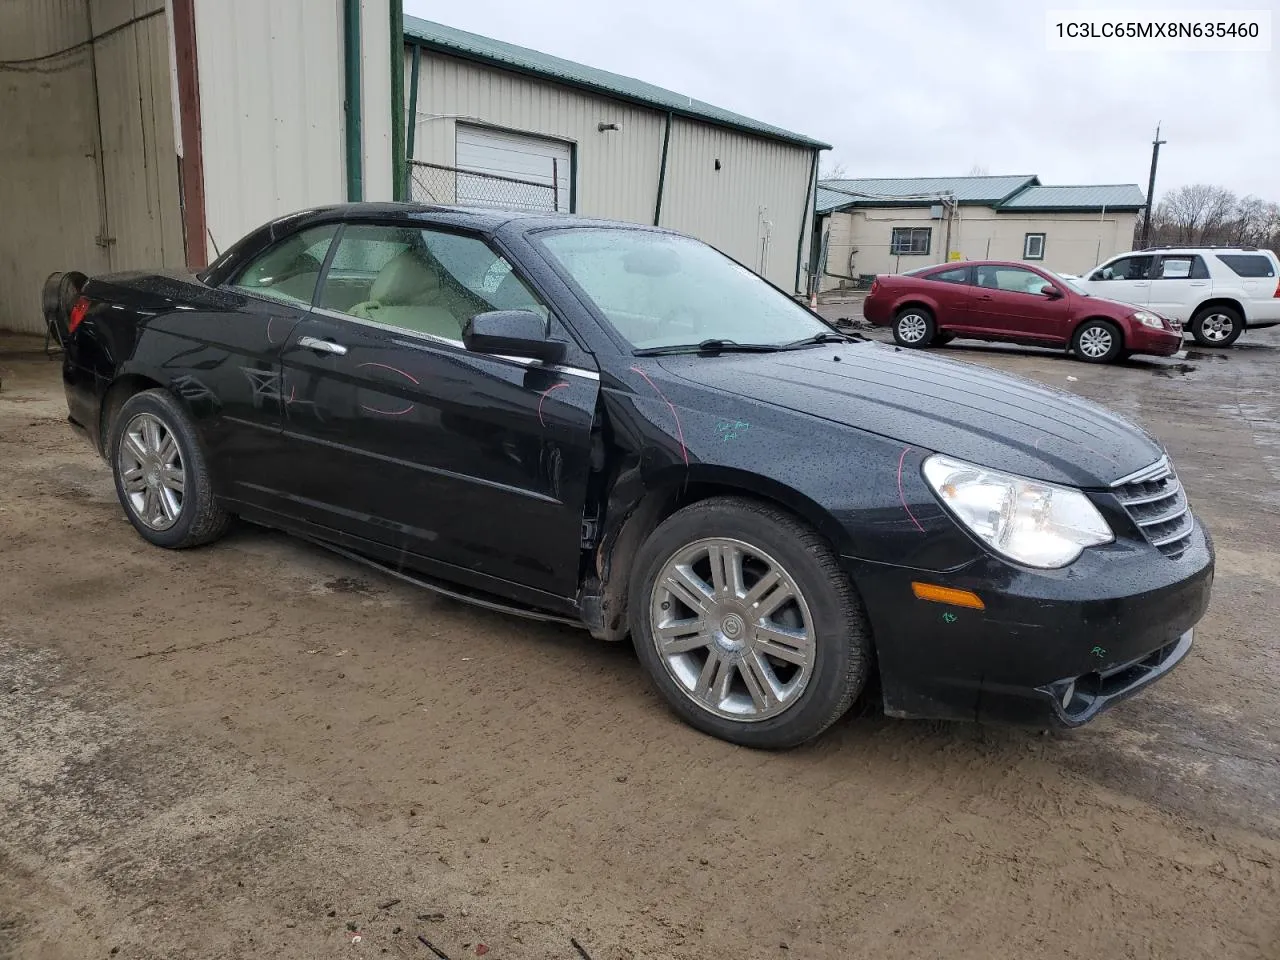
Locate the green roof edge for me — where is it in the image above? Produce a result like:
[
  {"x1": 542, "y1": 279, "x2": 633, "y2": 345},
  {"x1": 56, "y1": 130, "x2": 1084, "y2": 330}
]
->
[
  {"x1": 996, "y1": 204, "x2": 1146, "y2": 212},
  {"x1": 403, "y1": 15, "x2": 831, "y2": 150}
]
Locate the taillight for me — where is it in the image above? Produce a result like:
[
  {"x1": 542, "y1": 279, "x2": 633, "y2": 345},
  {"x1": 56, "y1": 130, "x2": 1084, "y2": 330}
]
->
[
  {"x1": 68, "y1": 296, "x2": 90, "y2": 333},
  {"x1": 1273, "y1": 279, "x2": 1279, "y2": 298},
  {"x1": 870, "y1": 277, "x2": 879, "y2": 295}
]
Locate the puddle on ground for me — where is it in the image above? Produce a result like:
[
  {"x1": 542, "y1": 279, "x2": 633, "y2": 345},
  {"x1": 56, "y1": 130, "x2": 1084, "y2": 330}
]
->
[
  {"x1": 1184, "y1": 351, "x2": 1229, "y2": 362},
  {"x1": 1150, "y1": 362, "x2": 1197, "y2": 378}
]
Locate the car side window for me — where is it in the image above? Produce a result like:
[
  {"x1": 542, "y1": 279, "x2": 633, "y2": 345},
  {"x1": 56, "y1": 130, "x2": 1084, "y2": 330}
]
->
[
  {"x1": 928, "y1": 267, "x2": 970, "y2": 285},
  {"x1": 315, "y1": 225, "x2": 547, "y2": 341},
  {"x1": 1216, "y1": 254, "x2": 1276, "y2": 278},
  {"x1": 229, "y1": 225, "x2": 338, "y2": 305},
  {"x1": 1091, "y1": 255, "x2": 1153, "y2": 281},
  {"x1": 1156, "y1": 256, "x2": 1191, "y2": 279},
  {"x1": 974, "y1": 265, "x2": 1049, "y2": 294}
]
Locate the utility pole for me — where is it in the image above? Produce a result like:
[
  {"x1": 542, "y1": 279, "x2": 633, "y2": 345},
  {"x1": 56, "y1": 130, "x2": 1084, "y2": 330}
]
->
[{"x1": 1138, "y1": 124, "x2": 1166, "y2": 248}]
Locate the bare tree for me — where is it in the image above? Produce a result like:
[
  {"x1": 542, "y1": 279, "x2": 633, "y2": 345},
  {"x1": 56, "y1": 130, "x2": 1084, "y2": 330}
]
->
[
  {"x1": 1229, "y1": 195, "x2": 1276, "y2": 245},
  {"x1": 967, "y1": 164, "x2": 990, "y2": 176},
  {"x1": 1154, "y1": 184, "x2": 1238, "y2": 244},
  {"x1": 1143, "y1": 184, "x2": 1280, "y2": 250},
  {"x1": 820, "y1": 161, "x2": 848, "y2": 181}
]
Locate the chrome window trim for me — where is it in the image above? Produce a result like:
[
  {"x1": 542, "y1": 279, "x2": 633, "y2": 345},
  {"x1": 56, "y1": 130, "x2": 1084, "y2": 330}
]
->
[{"x1": 307, "y1": 306, "x2": 600, "y2": 382}]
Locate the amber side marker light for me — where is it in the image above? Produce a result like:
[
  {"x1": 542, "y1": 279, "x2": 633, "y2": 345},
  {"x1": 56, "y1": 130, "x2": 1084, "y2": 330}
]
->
[{"x1": 911, "y1": 582, "x2": 986, "y2": 610}]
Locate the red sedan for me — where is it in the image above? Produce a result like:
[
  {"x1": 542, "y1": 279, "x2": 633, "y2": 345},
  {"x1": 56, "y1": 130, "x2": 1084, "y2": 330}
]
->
[{"x1": 862, "y1": 260, "x2": 1183, "y2": 363}]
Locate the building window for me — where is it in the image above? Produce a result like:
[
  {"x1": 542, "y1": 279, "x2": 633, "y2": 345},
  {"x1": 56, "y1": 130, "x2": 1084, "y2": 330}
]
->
[
  {"x1": 1024, "y1": 233, "x2": 1046, "y2": 260},
  {"x1": 890, "y1": 227, "x2": 931, "y2": 256}
]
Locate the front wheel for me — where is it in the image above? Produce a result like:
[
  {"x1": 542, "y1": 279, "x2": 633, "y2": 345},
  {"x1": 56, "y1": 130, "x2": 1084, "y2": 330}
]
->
[
  {"x1": 109, "y1": 388, "x2": 230, "y2": 549},
  {"x1": 892, "y1": 308, "x2": 936, "y2": 348},
  {"x1": 629, "y1": 498, "x2": 872, "y2": 749},
  {"x1": 1189, "y1": 306, "x2": 1243, "y2": 347},
  {"x1": 1072, "y1": 319, "x2": 1123, "y2": 363}
]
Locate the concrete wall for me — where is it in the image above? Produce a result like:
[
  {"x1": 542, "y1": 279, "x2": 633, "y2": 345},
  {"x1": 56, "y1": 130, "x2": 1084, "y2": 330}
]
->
[
  {"x1": 194, "y1": 0, "x2": 395, "y2": 256},
  {"x1": 0, "y1": 0, "x2": 183, "y2": 335},
  {"x1": 820, "y1": 205, "x2": 1138, "y2": 290},
  {"x1": 407, "y1": 49, "x2": 817, "y2": 291}
]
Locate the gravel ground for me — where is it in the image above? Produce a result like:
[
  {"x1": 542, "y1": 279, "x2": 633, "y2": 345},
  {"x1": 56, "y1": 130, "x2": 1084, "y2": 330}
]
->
[{"x1": 2, "y1": 327, "x2": 1280, "y2": 960}]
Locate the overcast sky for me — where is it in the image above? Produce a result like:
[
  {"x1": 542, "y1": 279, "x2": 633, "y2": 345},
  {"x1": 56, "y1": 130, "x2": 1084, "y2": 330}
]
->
[{"x1": 405, "y1": 0, "x2": 1280, "y2": 202}]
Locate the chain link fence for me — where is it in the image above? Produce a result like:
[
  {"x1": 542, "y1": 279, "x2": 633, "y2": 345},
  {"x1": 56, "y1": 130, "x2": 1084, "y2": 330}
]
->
[{"x1": 408, "y1": 161, "x2": 559, "y2": 213}]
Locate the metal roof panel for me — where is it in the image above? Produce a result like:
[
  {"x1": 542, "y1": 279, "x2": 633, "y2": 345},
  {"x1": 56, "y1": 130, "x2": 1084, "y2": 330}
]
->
[{"x1": 998, "y1": 184, "x2": 1146, "y2": 210}]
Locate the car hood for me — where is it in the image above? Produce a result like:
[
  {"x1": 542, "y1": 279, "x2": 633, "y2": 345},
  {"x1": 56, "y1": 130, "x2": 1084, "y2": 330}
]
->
[
  {"x1": 658, "y1": 342, "x2": 1163, "y2": 488},
  {"x1": 1073, "y1": 290, "x2": 1153, "y2": 316}
]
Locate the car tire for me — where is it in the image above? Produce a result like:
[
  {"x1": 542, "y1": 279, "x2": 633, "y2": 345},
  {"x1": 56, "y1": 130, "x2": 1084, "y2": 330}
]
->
[
  {"x1": 1072, "y1": 319, "x2": 1123, "y2": 364},
  {"x1": 892, "y1": 308, "x2": 936, "y2": 348},
  {"x1": 934, "y1": 333, "x2": 955, "y2": 346},
  {"x1": 108, "y1": 388, "x2": 230, "y2": 549},
  {"x1": 629, "y1": 497, "x2": 872, "y2": 749},
  {"x1": 1189, "y1": 305, "x2": 1243, "y2": 348}
]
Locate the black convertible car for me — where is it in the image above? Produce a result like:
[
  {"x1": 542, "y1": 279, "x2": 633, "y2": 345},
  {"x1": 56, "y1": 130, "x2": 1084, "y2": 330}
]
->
[{"x1": 52, "y1": 204, "x2": 1214, "y2": 748}]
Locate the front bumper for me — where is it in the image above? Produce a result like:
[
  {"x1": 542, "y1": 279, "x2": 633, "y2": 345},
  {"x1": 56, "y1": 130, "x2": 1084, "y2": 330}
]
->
[
  {"x1": 845, "y1": 518, "x2": 1214, "y2": 726},
  {"x1": 1126, "y1": 323, "x2": 1183, "y2": 356}
]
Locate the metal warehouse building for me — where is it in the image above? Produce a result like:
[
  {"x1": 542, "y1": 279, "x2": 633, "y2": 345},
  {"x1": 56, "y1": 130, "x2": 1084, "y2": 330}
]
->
[
  {"x1": 401, "y1": 17, "x2": 826, "y2": 293},
  {"x1": 0, "y1": 3, "x2": 826, "y2": 336}
]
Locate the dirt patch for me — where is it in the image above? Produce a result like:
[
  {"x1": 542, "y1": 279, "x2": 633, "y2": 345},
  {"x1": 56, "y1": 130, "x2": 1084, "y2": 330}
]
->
[{"x1": 4, "y1": 340, "x2": 1280, "y2": 959}]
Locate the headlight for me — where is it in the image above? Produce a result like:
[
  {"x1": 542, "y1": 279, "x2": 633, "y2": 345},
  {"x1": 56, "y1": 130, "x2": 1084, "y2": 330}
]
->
[
  {"x1": 922, "y1": 455, "x2": 1113, "y2": 568},
  {"x1": 1132, "y1": 310, "x2": 1164, "y2": 329}
]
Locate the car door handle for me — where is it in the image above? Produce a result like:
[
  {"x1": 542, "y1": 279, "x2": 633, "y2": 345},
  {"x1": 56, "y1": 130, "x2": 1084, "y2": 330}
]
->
[
  {"x1": 298, "y1": 336, "x2": 348, "y2": 356},
  {"x1": 1133, "y1": 281, "x2": 1150, "y2": 287},
  {"x1": 976, "y1": 294, "x2": 993, "y2": 300},
  {"x1": 1189, "y1": 282, "x2": 1208, "y2": 287}
]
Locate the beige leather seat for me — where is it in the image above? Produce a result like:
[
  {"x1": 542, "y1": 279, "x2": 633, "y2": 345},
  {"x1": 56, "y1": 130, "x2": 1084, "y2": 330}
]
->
[{"x1": 349, "y1": 250, "x2": 462, "y2": 339}]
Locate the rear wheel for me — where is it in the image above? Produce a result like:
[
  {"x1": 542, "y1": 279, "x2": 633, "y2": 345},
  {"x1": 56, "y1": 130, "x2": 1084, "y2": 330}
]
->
[
  {"x1": 629, "y1": 497, "x2": 872, "y2": 749},
  {"x1": 109, "y1": 389, "x2": 229, "y2": 549},
  {"x1": 892, "y1": 308, "x2": 936, "y2": 348},
  {"x1": 1189, "y1": 305, "x2": 1243, "y2": 347},
  {"x1": 1072, "y1": 319, "x2": 1123, "y2": 363}
]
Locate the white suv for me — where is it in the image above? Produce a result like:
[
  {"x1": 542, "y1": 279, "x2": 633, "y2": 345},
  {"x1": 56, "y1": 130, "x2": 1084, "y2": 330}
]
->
[{"x1": 1079, "y1": 247, "x2": 1280, "y2": 347}]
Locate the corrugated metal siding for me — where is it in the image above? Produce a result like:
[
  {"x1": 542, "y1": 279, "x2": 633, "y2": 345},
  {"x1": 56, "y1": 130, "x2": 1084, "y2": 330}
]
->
[
  {"x1": 0, "y1": 1, "x2": 104, "y2": 333},
  {"x1": 404, "y1": 15, "x2": 828, "y2": 149},
  {"x1": 1, "y1": 0, "x2": 179, "y2": 334},
  {"x1": 93, "y1": 2, "x2": 184, "y2": 271},
  {"x1": 0, "y1": 0, "x2": 87, "y2": 60},
  {"x1": 360, "y1": 0, "x2": 393, "y2": 202},
  {"x1": 194, "y1": 0, "x2": 346, "y2": 254},
  {"x1": 660, "y1": 118, "x2": 814, "y2": 289},
  {"x1": 89, "y1": 0, "x2": 150, "y2": 35},
  {"x1": 410, "y1": 51, "x2": 666, "y2": 225}
]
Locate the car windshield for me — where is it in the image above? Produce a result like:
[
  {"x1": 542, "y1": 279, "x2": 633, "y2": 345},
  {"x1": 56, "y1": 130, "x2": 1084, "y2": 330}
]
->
[
  {"x1": 1049, "y1": 270, "x2": 1090, "y2": 296},
  {"x1": 536, "y1": 228, "x2": 830, "y2": 351}
]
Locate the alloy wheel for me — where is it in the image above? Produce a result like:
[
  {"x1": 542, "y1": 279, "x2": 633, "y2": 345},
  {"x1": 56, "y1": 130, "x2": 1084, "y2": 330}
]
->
[
  {"x1": 897, "y1": 314, "x2": 928, "y2": 343},
  {"x1": 118, "y1": 412, "x2": 185, "y2": 531},
  {"x1": 1078, "y1": 326, "x2": 1113, "y2": 358},
  {"x1": 1199, "y1": 313, "x2": 1234, "y2": 343},
  {"x1": 649, "y1": 537, "x2": 815, "y2": 722}
]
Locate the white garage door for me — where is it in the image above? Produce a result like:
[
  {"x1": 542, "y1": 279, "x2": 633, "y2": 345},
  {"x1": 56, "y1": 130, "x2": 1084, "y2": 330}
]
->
[{"x1": 455, "y1": 124, "x2": 572, "y2": 214}]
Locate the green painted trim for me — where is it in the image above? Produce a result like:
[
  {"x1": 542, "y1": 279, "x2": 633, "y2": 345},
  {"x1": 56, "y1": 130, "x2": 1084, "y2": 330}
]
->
[
  {"x1": 796, "y1": 148, "x2": 818, "y2": 294},
  {"x1": 343, "y1": 0, "x2": 363, "y2": 201},
  {"x1": 390, "y1": 0, "x2": 405, "y2": 200},
  {"x1": 568, "y1": 141, "x2": 577, "y2": 213},
  {"x1": 997, "y1": 206, "x2": 1144, "y2": 214},
  {"x1": 653, "y1": 111, "x2": 672, "y2": 226},
  {"x1": 405, "y1": 43, "x2": 420, "y2": 198}
]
